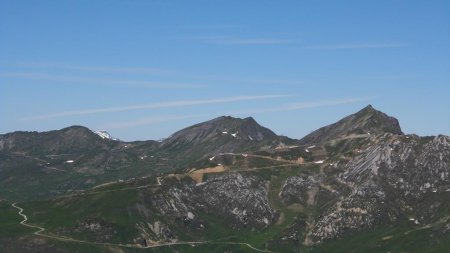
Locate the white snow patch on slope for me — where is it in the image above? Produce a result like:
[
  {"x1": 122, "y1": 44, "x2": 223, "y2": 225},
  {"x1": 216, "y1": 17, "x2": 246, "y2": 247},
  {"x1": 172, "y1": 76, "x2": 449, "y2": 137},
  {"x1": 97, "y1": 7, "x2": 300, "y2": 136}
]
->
[{"x1": 93, "y1": 130, "x2": 119, "y2": 141}]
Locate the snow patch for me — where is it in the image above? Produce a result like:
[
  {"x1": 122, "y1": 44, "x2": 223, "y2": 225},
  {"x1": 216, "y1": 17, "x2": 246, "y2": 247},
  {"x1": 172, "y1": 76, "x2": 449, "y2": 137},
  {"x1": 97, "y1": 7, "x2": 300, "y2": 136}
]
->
[{"x1": 93, "y1": 130, "x2": 119, "y2": 141}]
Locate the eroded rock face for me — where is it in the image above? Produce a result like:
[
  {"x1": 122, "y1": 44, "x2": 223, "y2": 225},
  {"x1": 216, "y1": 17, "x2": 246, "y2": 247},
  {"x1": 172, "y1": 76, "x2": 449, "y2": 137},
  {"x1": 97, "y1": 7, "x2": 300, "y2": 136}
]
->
[
  {"x1": 308, "y1": 180, "x2": 385, "y2": 242},
  {"x1": 279, "y1": 175, "x2": 319, "y2": 206},
  {"x1": 135, "y1": 220, "x2": 176, "y2": 246},
  {"x1": 151, "y1": 173, "x2": 277, "y2": 230},
  {"x1": 303, "y1": 134, "x2": 450, "y2": 244}
]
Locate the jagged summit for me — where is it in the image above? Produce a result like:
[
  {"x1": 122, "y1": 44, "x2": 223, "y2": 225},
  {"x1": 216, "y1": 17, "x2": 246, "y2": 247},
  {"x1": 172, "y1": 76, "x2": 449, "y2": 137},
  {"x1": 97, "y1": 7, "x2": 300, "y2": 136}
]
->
[{"x1": 299, "y1": 105, "x2": 403, "y2": 145}]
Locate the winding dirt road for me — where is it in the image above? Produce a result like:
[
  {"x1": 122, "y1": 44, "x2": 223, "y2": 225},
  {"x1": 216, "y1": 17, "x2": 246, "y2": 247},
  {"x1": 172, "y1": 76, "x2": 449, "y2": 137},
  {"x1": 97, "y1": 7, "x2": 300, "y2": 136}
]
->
[{"x1": 11, "y1": 202, "x2": 275, "y2": 252}]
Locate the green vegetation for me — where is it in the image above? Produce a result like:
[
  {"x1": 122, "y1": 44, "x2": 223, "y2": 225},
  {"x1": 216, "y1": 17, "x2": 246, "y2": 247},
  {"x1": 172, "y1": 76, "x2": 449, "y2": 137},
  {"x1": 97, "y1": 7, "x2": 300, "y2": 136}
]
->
[
  {"x1": 0, "y1": 200, "x2": 35, "y2": 238},
  {"x1": 309, "y1": 221, "x2": 450, "y2": 253}
]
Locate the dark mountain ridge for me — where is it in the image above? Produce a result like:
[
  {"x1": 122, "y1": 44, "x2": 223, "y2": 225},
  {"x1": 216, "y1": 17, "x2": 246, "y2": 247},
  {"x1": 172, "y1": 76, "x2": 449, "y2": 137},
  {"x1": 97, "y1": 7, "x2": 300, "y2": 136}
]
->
[
  {"x1": 299, "y1": 105, "x2": 403, "y2": 145},
  {"x1": 1, "y1": 105, "x2": 449, "y2": 253}
]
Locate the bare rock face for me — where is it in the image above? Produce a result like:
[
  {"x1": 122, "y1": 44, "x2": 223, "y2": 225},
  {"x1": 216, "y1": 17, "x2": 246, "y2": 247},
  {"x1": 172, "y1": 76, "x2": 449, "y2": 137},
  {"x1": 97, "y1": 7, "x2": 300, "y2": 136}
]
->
[
  {"x1": 303, "y1": 134, "x2": 450, "y2": 244},
  {"x1": 151, "y1": 173, "x2": 277, "y2": 230},
  {"x1": 279, "y1": 175, "x2": 319, "y2": 206},
  {"x1": 135, "y1": 220, "x2": 176, "y2": 246}
]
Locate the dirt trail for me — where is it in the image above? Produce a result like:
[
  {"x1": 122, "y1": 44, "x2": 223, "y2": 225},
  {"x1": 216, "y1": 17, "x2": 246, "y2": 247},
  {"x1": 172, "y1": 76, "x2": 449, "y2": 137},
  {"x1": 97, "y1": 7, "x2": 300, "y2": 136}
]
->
[{"x1": 12, "y1": 202, "x2": 276, "y2": 252}]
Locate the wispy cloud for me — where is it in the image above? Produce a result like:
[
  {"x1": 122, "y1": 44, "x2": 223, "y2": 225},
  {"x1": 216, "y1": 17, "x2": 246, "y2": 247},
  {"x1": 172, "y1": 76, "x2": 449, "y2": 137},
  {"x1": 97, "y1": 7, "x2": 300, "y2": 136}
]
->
[
  {"x1": 99, "y1": 97, "x2": 372, "y2": 129},
  {"x1": 3, "y1": 61, "x2": 308, "y2": 86},
  {"x1": 101, "y1": 114, "x2": 207, "y2": 129},
  {"x1": 173, "y1": 25, "x2": 237, "y2": 30},
  {"x1": 20, "y1": 95, "x2": 292, "y2": 121},
  {"x1": 196, "y1": 36, "x2": 294, "y2": 45},
  {"x1": 20, "y1": 62, "x2": 164, "y2": 74},
  {"x1": 304, "y1": 43, "x2": 406, "y2": 50},
  {"x1": 0, "y1": 72, "x2": 205, "y2": 89},
  {"x1": 231, "y1": 97, "x2": 373, "y2": 115}
]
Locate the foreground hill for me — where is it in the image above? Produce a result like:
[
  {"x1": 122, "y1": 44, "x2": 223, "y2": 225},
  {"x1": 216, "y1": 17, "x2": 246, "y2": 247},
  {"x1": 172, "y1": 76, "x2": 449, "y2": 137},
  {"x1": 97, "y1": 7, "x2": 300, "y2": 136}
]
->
[{"x1": 0, "y1": 105, "x2": 449, "y2": 253}]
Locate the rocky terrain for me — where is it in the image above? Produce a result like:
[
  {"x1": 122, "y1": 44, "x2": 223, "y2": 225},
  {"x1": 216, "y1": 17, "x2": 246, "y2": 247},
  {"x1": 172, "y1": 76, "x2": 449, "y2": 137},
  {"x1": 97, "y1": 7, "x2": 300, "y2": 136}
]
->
[{"x1": 0, "y1": 105, "x2": 449, "y2": 253}]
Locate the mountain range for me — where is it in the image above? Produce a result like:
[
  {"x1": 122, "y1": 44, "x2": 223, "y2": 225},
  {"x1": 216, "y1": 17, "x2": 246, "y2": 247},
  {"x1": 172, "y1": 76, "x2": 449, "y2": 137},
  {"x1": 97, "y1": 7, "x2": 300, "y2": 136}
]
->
[{"x1": 0, "y1": 105, "x2": 449, "y2": 253}]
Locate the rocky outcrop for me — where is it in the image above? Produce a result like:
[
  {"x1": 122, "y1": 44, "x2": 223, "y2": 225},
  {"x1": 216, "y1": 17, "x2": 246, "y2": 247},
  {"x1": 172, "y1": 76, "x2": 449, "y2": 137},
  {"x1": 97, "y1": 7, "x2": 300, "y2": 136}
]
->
[
  {"x1": 304, "y1": 134, "x2": 450, "y2": 244},
  {"x1": 151, "y1": 173, "x2": 277, "y2": 230}
]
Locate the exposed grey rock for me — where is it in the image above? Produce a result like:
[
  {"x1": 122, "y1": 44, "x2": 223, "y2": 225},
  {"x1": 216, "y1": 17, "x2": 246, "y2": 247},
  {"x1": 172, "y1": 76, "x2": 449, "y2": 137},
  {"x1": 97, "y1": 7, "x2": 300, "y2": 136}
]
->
[
  {"x1": 305, "y1": 134, "x2": 450, "y2": 244},
  {"x1": 151, "y1": 173, "x2": 277, "y2": 230}
]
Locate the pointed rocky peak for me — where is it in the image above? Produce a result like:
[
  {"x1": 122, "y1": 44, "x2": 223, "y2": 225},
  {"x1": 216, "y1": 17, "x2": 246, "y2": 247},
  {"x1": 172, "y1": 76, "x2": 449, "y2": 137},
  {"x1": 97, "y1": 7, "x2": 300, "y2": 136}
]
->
[
  {"x1": 299, "y1": 105, "x2": 403, "y2": 145},
  {"x1": 352, "y1": 105, "x2": 403, "y2": 134},
  {"x1": 161, "y1": 115, "x2": 277, "y2": 147}
]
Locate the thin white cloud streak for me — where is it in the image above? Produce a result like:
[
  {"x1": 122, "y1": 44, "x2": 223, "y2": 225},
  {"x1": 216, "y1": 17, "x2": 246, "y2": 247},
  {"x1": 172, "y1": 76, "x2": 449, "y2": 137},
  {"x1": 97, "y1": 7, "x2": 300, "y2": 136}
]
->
[
  {"x1": 304, "y1": 43, "x2": 406, "y2": 50},
  {"x1": 191, "y1": 36, "x2": 294, "y2": 45},
  {"x1": 101, "y1": 114, "x2": 208, "y2": 129},
  {"x1": 0, "y1": 72, "x2": 206, "y2": 89},
  {"x1": 20, "y1": 95, "x2": 292, "y2": 121},
  {"x1": 231, "y1": 97, "x2": 373, "y2": 115},
  {"x1": 210, "y1": 38, "x2": 294, "y2": 45},
  {"x1": 21, "y1": 62, "x2": 164, "y2": 74},
  {"x1": 173, "y1": 25, "x2": 237, "y2": 30},
  {"x1": 3, "y1": 61, "x2": 306, "y2": 86},
  {"x1": 100, "y1": 97, "x2": 371, "y2": 129}
]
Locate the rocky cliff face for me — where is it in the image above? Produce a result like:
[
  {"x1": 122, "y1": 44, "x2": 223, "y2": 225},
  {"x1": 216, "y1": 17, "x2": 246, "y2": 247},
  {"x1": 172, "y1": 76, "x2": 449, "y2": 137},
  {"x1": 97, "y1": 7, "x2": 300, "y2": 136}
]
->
[
  {"x1": 150, "y1": 173, "x2": 277, "y2": 230},
  {"x1": 286, "y1": 133, "x2": 450, "y2": 244}
]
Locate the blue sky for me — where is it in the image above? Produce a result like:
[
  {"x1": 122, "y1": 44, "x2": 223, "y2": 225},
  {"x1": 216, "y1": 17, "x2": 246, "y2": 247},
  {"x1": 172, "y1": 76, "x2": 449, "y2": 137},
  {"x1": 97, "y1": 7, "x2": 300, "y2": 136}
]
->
[{"x1": 1, "y1": 0, "x2": 449, "y2": 141}]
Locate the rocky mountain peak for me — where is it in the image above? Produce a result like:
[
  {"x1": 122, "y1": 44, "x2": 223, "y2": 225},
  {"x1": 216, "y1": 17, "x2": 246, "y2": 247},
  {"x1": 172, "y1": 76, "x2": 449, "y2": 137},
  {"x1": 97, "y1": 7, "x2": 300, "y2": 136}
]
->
[
  {"x1": 162, "y1": 115, "x2": 277, "y2": 146},
  {"x1": 299, "y1": 105, "x2": 403, "y2": 144},
  {"x1": 353, "y1": 105, "x2": 403, "y2": 134}
]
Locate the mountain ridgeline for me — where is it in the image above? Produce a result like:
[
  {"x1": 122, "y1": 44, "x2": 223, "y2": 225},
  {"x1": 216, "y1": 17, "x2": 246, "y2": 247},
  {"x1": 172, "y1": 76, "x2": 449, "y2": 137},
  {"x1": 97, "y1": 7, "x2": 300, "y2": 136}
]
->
[
  {"x1": 0, "y1": 105, "x2": 449, "y2": 253},
  {"x1": 299, "y1": 105, "x2": 403, "y2": 144}
]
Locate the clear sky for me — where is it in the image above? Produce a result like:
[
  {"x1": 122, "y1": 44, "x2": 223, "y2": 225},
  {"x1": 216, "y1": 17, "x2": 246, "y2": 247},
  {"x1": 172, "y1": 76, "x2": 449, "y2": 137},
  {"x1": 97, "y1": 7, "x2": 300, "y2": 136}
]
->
[{"x1": 1, "y1": 0, "x2": 449, "y2": 141}]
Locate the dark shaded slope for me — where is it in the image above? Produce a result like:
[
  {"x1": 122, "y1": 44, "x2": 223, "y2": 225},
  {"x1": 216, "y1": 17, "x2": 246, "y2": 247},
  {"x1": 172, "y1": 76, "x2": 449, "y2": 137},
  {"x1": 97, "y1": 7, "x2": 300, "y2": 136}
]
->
[{"x1": 299, "y1": 105, "x2": 403, "y2": 145}]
